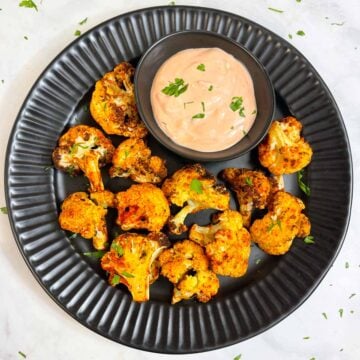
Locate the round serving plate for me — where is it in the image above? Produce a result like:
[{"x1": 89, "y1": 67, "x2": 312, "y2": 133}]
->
[{"x1": 5, "y1": 5, "x2": 352, "y2": 354}]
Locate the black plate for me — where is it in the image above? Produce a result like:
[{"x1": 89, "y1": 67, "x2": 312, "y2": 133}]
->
[{"x1": 5, "y1": 6, "x2": 352, "y2": 354}]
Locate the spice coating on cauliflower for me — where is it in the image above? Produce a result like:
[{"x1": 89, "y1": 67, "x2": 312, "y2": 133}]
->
[
  {"x1": 52, "y1": 125, "x2": 114, "y2": 192},
  {"x1": 220, "y1": 168, "x2": 275, "y2": 228},
  {"x1": 161, "y1": 164, "x2": 230, "y2": 234},
  {"x1": 109, "y1": 138, "x2": 167, "y2": 184},
  {"x1": 190, "y1": 210, "x2": 251, "y2": 277},
  {"x1": 59, "y1": 192, "x2": 108, "y2": 250},
  {"x1": 90, "y1": 62, "x2": 147, "y2": 138},
  {"x1": 250, "y1": 191, "x2": 311, "y2": 255},
  {"x1": 258, "y1": 116, "x2": 313, "y2": 175},
  {"x1": 159, "y1": 239, "x2": 219, "y2": 303},
  {"x1": 101, "y1": 232, "x2": 170, "y2": 302},
  {"x1": 116, "y1": 183, "x2": 170, "y2": 232}
]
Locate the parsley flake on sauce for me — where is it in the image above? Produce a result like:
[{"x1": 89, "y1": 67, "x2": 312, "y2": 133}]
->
[
  {"x1": 197, "y1": 63, "x2": 206, "y2": 71},
  {"x1": 208, "y1": 85, "x2": 213, "y2": 91},
  {"x1": 296, "y1": 30, "x2": 306, "y2": 36},
  {"x1": 230, "y1": 96, "x2": 245, "y2": 117},
  {"x1": 201, "y1": 101, "x2": 205, "y2": 112},
  {"x1": 192, "y1": 113, "x2": 205, "y2": 119},
  {"x1": 161, "y1": 78, "x2": 188, "y2": 97},
  {"x1": 190, "y1": 179, "x2": 203, "y2": 194},
  {"x1": 19, "y1": 0, "x2": 38, "y2": 11},
  {"x1": 1, "y1": 207, "x2": 8, "y2": 214},
  {"x1": 183, "y1": 101, "x2": 194, "y2": 108}
]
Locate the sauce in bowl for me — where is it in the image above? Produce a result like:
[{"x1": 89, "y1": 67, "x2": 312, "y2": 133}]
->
[{"x1": 150, "y1": 48, "x2": 257, "y2": 152}]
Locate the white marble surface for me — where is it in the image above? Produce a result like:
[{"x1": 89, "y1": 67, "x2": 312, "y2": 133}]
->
[{"x1": 1, "y1": 0, "x2": 359, "y2": 359}]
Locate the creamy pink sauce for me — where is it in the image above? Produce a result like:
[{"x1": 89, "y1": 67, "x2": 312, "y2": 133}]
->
[{"x1": 150, "y1": 48, "x2": 257, "y2": 152}]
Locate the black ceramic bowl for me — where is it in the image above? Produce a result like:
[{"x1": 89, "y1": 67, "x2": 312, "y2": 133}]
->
[{"x1": 135, "y1": 30, "x2": 275, "y2": 161}]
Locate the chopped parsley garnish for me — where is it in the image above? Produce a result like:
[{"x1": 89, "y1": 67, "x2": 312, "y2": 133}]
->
[
  {"x1": 268, "y1": 219, "x2": 281, "y2": 232},
  {"x1": 66, "y1": 165, "x2": 76, "y2": 177},
  {"x1": 196, "y1": 63, "x2": 206, "y2": 71},
  {"x1": 349, "y1": 293, "x2": 356, "y2": 299},
  {"x1": 18, "y1": 351, "x2": 27, "y2": 358},
  {"x1": 304, "y1": 235, "x2": 315, "y2": 244},
  {"x1": 230, "y1": 126, "x2": 235, "y2": 130},
  {"x1": 1, "y1": 80, "x2": 4, "y2": 84},
  {"x1": 169, "y1": 1, "x2": 176, "y2": 5},
  {"x1": 69, "y1": 143, "x2": 89, "y2": 155},
  {"x1": 74, "y1": 29, "x2": 81, "y2": 36},
  {"x1": 123, "y1": 149, "x2": 130, "y2": 160},
  {"x1": 24, "y1": 36, "x2": 28, "y2": 40},
  {"x1": 161, "y1": 78, "x2": 188, "y2": 97},
  {"x1": 183, "y1": 101, "x2": 194, "y2": 108},
  {"x1": 251, "y1": 109, "x2": 257, "y2": 114},
  {"x1": 68, "y1": 233, "x2": 78, "y2": 240},
  {"x1": 1, "y1": 206, "x2": 8, "y2": 214},
  {"x1": 192, "y1": 113, "x2": 205, "y2": 119},
  {"x1": 350, "y1": 310, "x2": 354, "y2": 314},
  {"x1": 296, "y1": 30, "x2": 305, "y2": 36},
  {"x1": 230, "y1": 96, "x2": 245, "y2": 117},
  {"x1": 288, "y1": 34, "x2": 293, "y2": 39},
  {"x1": 297, "y1": 169, "x2": 311, "y2": 196},
  {"x1": 331, "y1": 22, "x2": 345, "y2": 26},
  {"x1": 208, "y1": 85, "x2": 213, "y2": 91},
  {"x1": 245, "y1": 177, "x2": 253, "y2": 186},
  {"x1": 242, "y1": 130, "x2": 247, "y2": 136},
  {"x1": 190, "y1": 179, "x2": 203, "y2": 194},
  {"x1": 83, "y1": 250, "x2": 106, "y2": 259},
  {"x1": 322, "y1": 312, "x2": 328, "y2": 319},
  {"x1": 268, "y1": 7, "x2": 284, "y2": 13},
  {"x1": 201, "y1": 101, "x2": 205, "y2": 112},
  {"x1": 79, "y1": 17, "x2": 88, "y2": 25},
  {"x1": 19, "y1": 0, "x2": 38, "y2": 11},
  {"x1": 234, "y1": 355, "x2": 241, "y2": 360},
  {"x1": 303, "y1": 336, "x2": 310, "y2": 340},
  {"x1": 296, "y1": 0, "x2": 302, "y2": 2},
  {"x1": 121, "y1": 271, "x2": 135, "y2": 278},
  {"x1": 345, "y1": 261, "x2": 349, "y2": 268},
  {"x1": 111, "y1": 242, "x2": 124, "y2": 256},
  {"x1": 111, "y1": 274, "x2": 121, "y2": 285},
  {"x1": 339, "y1": 308, "x2": 344, "y2": 318}
]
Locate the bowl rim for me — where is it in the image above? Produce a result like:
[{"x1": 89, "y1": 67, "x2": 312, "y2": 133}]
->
[{"x1": 135, "y1": 29, "x2": 275, "y2": 162}]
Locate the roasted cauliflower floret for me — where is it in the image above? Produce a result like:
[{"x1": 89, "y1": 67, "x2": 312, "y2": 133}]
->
[
  {"x1": 172, "y1": 270, "x2": 219, "y2": 304},
  {"x1": 250, "y1": 191, "x2": 311, "y2": 255},
  {"x1": 52, "y1": 125, "x2": 115, "y2": 192},
  {"x1": 90, "y1": 62, "x2": 147, "y2": 138},
  {"x1": 159, "y1": 240, "x2": 219, "y2": 303},
  {"x1": 220, "y1": 168, "x2": 278, "y2": 228},
  {"x1": 116, "y1": 183, "x2": 170, "y2": 232},
  {"x1": 189, "y1": 210, "x2": 251, "y2": 277},
  {"x1": 161, "y1": 164, "x2": 230, "y2": 234},
  {"x1": 59, "y1": 192, "x2": 108, "y2": 250},
  {"x1": 258, "y1": 116, "x2": 313, "y2": 175},
  {"x1": 101, "y1": 232, "x2": 170, "y2": 302},
  {"x1": 89, "y1": 190, "x2": 115, "y2": 208},
  {"x1": 109, "y1": 138, "x2": 167, "y2": 184}
]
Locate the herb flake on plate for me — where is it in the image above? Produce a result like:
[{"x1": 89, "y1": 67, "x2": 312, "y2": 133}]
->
[
  {"x1": 83, "y1": 250, "x2": 106, "y2": 259},
  {"x1": 296, "y1": 30, "x2": 306, "y2": 36},
  {"x1": 74, "y1": 29, "x2": 81, "y2": 37},
  {"x1": 268, "y1": 7, "x2": 284, "y2": 13},
  {"x1": 18, "y1": 351, "x2": 26, "y2": 358},
  {"x1": 19, "y1": 0, "x2": 38, "y2": 11},
  {"x1": 121, "y1": 271, "x2": 135, "y2": 278},
  {"x1": 79, "y1": 17, "x2": 88, "y2": 25},
  {"x1": 297, "y1": 169, "x2": 310, "y2": 196},
  {"x1": 304, "y1": 235, "x2": 315, "y2": 244},
  {"x1": 1, "y1": 206, "x2": 8, "y2": 214}
]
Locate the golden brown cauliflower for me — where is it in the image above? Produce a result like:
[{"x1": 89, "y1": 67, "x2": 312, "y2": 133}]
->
[
  {"x1": 220, "y1": 168, "x2": 277, "y2": 228},
  {"x1": 258, "y1": 116, "x2": 313, "y2": 175},
  {"x1": 159, "y1": 240, "x2": 219, "y2": 303},
  {"x1": 52, "y1": 125, "x2": 115, "y2": 192},
  {"x1": 116, "y1": 183, "x2": 170, "y2": 232},
  {"x1": 250, "y1": 191, "x2": 311, "y2": 255},
  {"x1": 90, "y1": 62, "x2": 147, "y2": 138},
  {"x1": 189, "y1": 210, "x2": 251, "y2": 277},
  {"x1": 161, "y1": 164, "x2": 230, "y2": 234},
  {"x1": 109, "y1": 138, "x2": 167, "y2": 184},
  {"x1": 59, "y1": 192, "x2": 108, "y2": 250},
  {"x1": 101, "y1": 232, "x2": 170, "y2": 302}
]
